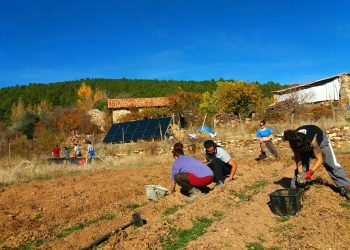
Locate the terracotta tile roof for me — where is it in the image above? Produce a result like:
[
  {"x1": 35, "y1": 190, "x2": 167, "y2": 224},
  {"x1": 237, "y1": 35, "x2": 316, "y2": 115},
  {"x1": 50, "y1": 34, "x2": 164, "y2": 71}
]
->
[{"x1": 108, "y1": 97, "x2": 171, "y2": 109}]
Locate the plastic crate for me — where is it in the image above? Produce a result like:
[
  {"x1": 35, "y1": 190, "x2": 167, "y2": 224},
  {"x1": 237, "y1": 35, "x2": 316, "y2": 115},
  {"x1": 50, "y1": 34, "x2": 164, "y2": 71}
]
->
[{"x1": 268, "y1": 188, "x2": 303, "y2": 216}]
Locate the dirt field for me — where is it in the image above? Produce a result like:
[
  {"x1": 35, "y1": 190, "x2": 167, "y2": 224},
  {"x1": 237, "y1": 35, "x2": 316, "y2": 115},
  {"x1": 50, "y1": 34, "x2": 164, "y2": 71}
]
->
[{"x1": 1, "y1": 141, "x2": 350, "y2": 250}]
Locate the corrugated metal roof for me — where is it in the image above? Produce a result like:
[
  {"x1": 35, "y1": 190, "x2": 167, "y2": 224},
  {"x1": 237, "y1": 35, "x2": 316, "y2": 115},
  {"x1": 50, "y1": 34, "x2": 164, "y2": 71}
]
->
[
  {"x1": 108, "y1": 97, "x2": 171, "y2": 109},
  {"x1": 273, "y1": 72, "x2": 349, "y2": 95}
]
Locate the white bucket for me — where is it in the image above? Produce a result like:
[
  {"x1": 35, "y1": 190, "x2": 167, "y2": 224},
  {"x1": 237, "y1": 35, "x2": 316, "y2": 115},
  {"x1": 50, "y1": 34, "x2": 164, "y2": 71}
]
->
[{"x1": 145, "y1": 185, "x2": 168, "y2": 200}]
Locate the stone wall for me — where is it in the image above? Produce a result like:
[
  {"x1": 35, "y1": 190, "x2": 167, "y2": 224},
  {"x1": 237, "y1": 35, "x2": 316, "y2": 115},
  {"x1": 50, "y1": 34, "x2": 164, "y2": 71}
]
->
[
  {"x1": 339, "y1": 74, "x2": 350, "y2": 108},
  {"x1": 88, "y1": 109, "x2": 107, "y2": 132},
  {"x1": 112, "y1": 109, "x2": 131, "y2": 123}
]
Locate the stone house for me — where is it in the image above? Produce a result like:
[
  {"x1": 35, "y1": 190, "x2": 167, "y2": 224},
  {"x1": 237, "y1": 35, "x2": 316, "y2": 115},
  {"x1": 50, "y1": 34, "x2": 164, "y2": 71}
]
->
[{"x1": 107, "y1": 97, "x2": 171, "y2": 123}]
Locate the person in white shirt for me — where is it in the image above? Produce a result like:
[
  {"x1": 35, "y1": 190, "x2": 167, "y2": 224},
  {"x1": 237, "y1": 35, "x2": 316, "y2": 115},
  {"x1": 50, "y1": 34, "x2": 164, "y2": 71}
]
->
[
  {"x1": 86, "y1": 140, "x2": 95, "y2": 163},
  {"x1": 202, "y1": 140, "x2": 238, "y2": 186}
]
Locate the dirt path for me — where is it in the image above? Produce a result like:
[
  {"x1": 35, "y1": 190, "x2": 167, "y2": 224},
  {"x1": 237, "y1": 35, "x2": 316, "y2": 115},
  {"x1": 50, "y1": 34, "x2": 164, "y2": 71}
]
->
[{"x1": 0, "y1": 148, "x2": 350, "y2": 249}]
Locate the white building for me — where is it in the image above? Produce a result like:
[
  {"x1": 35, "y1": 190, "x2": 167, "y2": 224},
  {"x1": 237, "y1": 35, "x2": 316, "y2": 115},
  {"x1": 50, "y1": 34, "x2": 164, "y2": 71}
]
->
[{"x1": 273, "y1": 73, "x2": 350, "y2": 108}]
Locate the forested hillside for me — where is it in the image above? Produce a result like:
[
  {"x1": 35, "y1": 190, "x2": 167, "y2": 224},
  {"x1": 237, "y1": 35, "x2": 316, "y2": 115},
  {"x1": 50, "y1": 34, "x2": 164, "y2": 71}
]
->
[{"x1": 0, "y1": 78, "x2": 284, "y2": 122}]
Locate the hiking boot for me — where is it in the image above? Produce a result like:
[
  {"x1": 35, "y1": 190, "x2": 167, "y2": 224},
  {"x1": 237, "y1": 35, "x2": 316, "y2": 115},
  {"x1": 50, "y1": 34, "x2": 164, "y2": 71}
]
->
[
  {"x1": 215, "y1": 180, "x2": 224, "y2": 187},
  {"x1": 256, "y1": 154, "x2": 267, "y2": 161},
  {"x1": 340, "y1": 186, "x2": 350, "y2": 200}
]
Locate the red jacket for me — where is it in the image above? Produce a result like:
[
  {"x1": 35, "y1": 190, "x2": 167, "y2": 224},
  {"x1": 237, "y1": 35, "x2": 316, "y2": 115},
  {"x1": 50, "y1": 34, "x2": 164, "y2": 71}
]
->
[{"x1": 52, "y1": 147, "x2": 61, "y2": 157}]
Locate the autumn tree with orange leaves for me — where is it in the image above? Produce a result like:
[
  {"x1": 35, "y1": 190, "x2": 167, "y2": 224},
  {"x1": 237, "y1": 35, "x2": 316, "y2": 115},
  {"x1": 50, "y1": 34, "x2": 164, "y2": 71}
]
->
[
  {"x1": 77, "y1": 82, "x2": 107, "y2": 111},
  {"x1": 200, "y1": 81, "x2": 263, "y2": 117},
  {"x1": 167, "y1": 91, "x2": 202, "y2": 115}
]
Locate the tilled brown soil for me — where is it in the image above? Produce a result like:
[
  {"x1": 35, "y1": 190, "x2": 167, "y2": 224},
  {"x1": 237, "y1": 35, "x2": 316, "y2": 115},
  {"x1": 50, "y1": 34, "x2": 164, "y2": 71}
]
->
[{"x1": 0, "y1": 147, "x2": 350, "y2": 250}]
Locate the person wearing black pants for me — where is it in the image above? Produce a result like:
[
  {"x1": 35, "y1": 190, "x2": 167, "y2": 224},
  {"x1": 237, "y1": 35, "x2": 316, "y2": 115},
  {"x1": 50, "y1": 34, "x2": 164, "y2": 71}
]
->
[{"x1": 202, "y1": 140, "x2": 238, "y2": 186}]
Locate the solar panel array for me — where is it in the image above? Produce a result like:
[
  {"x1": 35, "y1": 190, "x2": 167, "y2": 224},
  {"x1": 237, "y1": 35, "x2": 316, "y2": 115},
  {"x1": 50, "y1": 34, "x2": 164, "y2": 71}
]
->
[{"x1": 103, "y1": 117, "x2": 172, "y2": 143}]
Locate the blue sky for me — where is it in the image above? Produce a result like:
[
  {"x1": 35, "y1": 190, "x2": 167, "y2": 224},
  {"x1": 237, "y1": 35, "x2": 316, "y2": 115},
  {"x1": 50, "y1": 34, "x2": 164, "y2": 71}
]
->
[{"x1": 1, "y1": 0, "x2": 349, "y2": 88}]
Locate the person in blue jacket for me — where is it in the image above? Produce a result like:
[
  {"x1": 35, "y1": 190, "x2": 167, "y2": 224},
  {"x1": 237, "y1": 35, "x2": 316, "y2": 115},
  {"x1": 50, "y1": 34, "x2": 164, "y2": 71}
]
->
[{"x1": 256, "y1": 120, "x2": 279, "y2": 160}]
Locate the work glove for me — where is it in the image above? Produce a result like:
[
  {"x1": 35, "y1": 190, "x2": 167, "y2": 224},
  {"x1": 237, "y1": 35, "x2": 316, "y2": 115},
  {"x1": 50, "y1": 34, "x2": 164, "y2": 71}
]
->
[{"x1": 305, "y1": 170, "x2": 314, "y2": 181}]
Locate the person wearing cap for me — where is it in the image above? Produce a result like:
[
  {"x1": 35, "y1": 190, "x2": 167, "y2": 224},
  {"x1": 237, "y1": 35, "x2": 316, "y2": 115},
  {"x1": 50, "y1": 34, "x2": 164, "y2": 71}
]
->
[
  {"x1": 170, "y1": 142, "x2": 214, "y2": 198},
  {"x1": 284, "y1": 125, "x2": 350, "y2": 200},
  {"x1": 202, "y1": 140, "x2": 238, "y2": 186}
]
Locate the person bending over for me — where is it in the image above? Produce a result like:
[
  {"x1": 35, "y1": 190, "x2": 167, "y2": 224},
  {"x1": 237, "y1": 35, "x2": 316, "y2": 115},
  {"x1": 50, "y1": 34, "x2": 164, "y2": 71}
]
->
[
  {"x1": 170, "y1": 142, "x2": 213, "y2": 198},
  {"x1": 202, "y1": 140, "x2": 238, "y2": 186},
  {"x1": 284, "y1": 124, "x2": 350, "y2": 200}
]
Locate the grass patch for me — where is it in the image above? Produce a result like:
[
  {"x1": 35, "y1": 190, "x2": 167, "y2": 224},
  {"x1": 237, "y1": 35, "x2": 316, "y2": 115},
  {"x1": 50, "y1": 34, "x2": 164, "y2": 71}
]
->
[
  {"x1": 273, "y1": 223, "x2": 293, "y2": 233},
  {"x1": 247, "y1": 180, "x2": 268, "y2": 194},
  {"x1": 231, "y1": 190, "x2": 248, "y2": 201},
  {"x1": 246, "y1": 242, "x2": 265, "y2": 250},
  {"x1": 163, "y1": 205, "x2": 184, "y2": 216},
  {"x1": 18, "y1": 218, "x2": 100, "y2": 249},
  {"x1": 0, "y1": 182, "x2": 7, "y2": 189},
  {"x1": 163, "y1": 217, "x2": 214, "y2": 250},
  {"x1": 275, "y1": 216, "x2": 290, "y2": 223},
  {"x1": 19, "y1": 239, "x2": 46, "y2": 250},
  {"x1": 55, "y1": 218, "x2": 99, "y2": 239},
  {"x1": 229, "y1": 180, "x2": 267, "y2": 202},
  {"x1": 212, "y1": 210, "x2": 224, "y2": 219},
  {"x1": 99, "y1": 213, "x2": 116, "y2": 221},
  {"x1": 246, "y1": 242, "x2": 278, "y2": 250},
  {"x1": 33, "y1": 213, "x2": 44, "y2": 221},
  {"x1": 339, "y1": 201, "x2": 350, "y2": 209},
  {"x1": 34, "y1": 170, "x2": 81, "y2": 181},
  {"x1": 18, "y1": 213, "x2": 118, "y2": 249},
  {"x1": 126, "y1": 203, "x2": 140, "y2": 210},
  {"x1": 55, "y1": 222, "x2": 87, "y2": 239},
  {"x1": 163, "y1": 211, "x2": 224, "y2": 249}
]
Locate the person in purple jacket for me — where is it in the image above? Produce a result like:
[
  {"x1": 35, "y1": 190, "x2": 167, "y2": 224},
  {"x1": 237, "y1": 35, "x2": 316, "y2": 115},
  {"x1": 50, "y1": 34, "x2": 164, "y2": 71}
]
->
[
  {"x1": 256, "y1": 120, "x2": 279, "y2": 160},
  {"x1": 170, "y1": 142, "x2": 214, "y2": 198}
]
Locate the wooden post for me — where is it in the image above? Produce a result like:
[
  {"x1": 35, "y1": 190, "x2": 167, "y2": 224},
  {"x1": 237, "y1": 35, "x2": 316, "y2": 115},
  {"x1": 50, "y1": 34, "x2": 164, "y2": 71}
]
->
[
  {"x1": 159, "y1": 123, "x2": 163, "y2": 140},
  {"x1": 331, "y1": 102, "x2": 336, "y2": 121},
  {"x1": 122, "y1": 128, "x2": 125, "y2": 143},
  {"x1": 201, "y1": 113, "x2": 207, "y2": 132},
  {"x1": 8, "y1": 138, "x2": 11, "y2": 158},
  {"x1": 190, "y1": 121, "x2": 194, "y2": 134}
]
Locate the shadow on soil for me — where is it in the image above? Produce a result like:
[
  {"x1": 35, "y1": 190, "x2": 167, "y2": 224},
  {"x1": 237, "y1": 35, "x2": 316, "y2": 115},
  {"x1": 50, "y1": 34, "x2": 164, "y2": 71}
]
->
[{"x1": 274, "y1": 177, "x2": 340, "y2": 194}]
